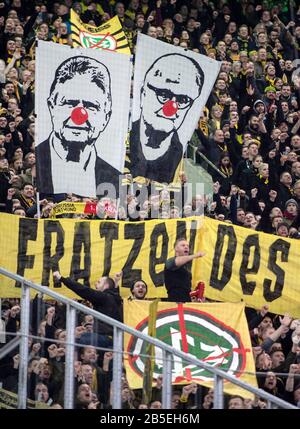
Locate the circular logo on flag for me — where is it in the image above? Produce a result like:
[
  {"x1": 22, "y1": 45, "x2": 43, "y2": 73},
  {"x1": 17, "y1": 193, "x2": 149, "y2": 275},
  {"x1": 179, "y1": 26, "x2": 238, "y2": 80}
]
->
[
  {"x1": 79, "y1": 31, "x2": 117, "y2": 51},
  {"x1": 127, "y1": 306, "x2": 248, "y2": 382}
]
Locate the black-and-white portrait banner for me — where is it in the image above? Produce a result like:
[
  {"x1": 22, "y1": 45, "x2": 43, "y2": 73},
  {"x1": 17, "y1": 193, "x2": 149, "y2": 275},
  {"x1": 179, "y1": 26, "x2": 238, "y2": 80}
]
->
[
  {"x1": 130, "y1": 33, "x2": 221, "y2": 185},
  {"x1": 36, "y1": 41, "x2": 131, "y2": 197}
]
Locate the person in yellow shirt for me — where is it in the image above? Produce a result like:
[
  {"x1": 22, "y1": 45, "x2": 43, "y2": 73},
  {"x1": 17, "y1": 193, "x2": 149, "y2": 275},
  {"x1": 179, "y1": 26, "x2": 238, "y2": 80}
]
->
[
  {"x1": 229, "y1": 39, "x2": 240, "y2": 62},
  {"x1": 125, "y1": 0, "x2": 140, "y2": 21}
]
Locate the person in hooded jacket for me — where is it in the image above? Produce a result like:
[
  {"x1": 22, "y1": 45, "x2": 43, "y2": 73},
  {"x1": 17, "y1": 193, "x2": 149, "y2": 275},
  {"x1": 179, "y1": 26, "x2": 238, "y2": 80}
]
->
[{"x1": 253, "y1": 99, "x2": 266, "y2": 117}]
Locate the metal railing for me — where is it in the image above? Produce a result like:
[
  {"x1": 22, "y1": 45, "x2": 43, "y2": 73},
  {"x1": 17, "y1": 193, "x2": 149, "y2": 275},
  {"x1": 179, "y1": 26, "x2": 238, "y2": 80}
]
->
[
  {"x1": 187, "y1": 141, "x2": 227, "y2": 178},
  {"x1": 0, "y1": 267, "x2": 297, "y2": 409},
  {"x1": 0, "y1": 336, "x2": 20, "y2": 360}
]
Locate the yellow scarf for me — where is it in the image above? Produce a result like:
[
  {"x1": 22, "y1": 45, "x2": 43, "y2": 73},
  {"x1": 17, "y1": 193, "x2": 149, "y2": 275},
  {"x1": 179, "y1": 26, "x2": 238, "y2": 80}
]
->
[
  {"x1": 220, "y1": 165, "x2": 233, "y2": 177},
  {"x1": 266, "y1": 76, "x2": 275, "y2": 86},
  {"x1": 259, "y1": 174, "x2": 268, "y2": 185}
]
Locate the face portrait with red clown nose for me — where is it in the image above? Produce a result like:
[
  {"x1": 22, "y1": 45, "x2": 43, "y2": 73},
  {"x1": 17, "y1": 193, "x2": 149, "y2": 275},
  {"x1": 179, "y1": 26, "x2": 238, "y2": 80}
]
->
[
  {"x1": 47, "y1": 56, "x2": 112, "y2": 163},
  {"x1": 130, "y1": 53, "x2": 204, "y2": 184},
  {"x1": 141, "y1": 54, "x2": 203, "y2": 135},
  {"x1": 35, "y1": 55, "x2": 122, "y2": 197}
]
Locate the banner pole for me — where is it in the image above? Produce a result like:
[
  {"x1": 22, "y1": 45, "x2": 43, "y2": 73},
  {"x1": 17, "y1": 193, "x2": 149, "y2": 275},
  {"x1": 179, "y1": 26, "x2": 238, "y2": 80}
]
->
[
  {"x1": 142, "y1": 299, "x2": 159, "y2": 405},
  {"x1": 115, "y1": 198, "x2": 120, "y2": 220},
  {"x1": 36, "y1": 192, "x2": 41, "y2": 218}
]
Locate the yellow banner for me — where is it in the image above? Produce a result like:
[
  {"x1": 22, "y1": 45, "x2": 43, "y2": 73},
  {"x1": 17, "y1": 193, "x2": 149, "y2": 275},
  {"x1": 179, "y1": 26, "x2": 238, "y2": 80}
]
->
[
  {"x1": 50, "y1": 202, "x2": 97, "y2": 217},
  {"x1": 0, "y1": 388, "x2": 48, "y2": 409},
  {"x1": 0, "y1": 213, "x2": 299, "y2": 318},
  {"x1": 198, "y1": 217, "x2": 300, "y2": 318},
  {"x1": 0, "y1": 213, "x2": 202, "y2": 299},
  {"x1": 124, "y1": 301, "x2": 257, "y2": 399},
  {"x1": 70, "y1": 10, "x2": 131, "y2": 55}
]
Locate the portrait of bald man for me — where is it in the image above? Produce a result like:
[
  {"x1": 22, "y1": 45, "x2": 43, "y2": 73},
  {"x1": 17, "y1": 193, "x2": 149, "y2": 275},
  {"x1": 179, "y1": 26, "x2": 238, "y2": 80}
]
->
[
  {"x1": 129, "y1": 53, "x2": 204, "y2": 184},
  {"x1": 36, "y1": 55, "x2": 121, "y2": 197}
]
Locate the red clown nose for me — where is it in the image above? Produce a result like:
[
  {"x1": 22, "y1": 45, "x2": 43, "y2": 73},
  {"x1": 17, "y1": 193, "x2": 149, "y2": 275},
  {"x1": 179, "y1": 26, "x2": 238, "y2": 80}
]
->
[
  {"x1": 71, "y1": 107, "x2": 89, "y2": 125},
  {"x1": 162, "y1": 100, "x2": 178, "y2": 117}
]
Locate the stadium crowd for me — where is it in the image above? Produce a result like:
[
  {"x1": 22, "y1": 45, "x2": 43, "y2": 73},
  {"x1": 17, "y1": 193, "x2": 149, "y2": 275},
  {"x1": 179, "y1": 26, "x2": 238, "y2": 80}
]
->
[{"x1": 1, "y1": 0, "x2": 300, "y2": 409}]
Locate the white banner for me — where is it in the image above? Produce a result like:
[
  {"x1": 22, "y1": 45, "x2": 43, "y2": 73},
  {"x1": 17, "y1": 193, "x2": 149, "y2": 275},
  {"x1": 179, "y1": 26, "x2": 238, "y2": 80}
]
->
[
  {"x1": 35, "y1": 41, "x2": 131, "y2": 197},
  {"x1": 129, "y1": 33, "x2": 221, "y2": 184}
]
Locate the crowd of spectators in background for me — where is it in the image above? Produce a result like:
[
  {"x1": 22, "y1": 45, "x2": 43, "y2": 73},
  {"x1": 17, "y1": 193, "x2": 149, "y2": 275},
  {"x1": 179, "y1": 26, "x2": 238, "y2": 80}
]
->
[
  {"x1": 1, "y1": 0, "x2": 300, "y2": 410},
  {"x1": 0, "y1": 0, "x2": 300, "y2": 239}
]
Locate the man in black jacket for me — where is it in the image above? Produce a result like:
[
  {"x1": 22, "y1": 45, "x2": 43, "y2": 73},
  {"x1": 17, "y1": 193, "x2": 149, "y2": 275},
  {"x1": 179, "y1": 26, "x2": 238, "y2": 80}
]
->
[{"x1": 52, "y1": 272, "x2": 122, "y2": 346}]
